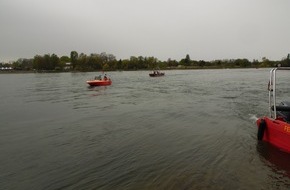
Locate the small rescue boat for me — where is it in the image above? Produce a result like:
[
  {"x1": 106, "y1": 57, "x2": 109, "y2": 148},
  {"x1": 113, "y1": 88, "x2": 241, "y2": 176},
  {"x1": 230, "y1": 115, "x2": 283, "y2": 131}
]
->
[
  {"x1": 149, "y1": 70, "x2": 165, "y2": 77},
  {"x1": 86, "y1": 79, "x2": 112, "y2": 86},
  {"x1": 256, "y1": 67, "x2": 290, "y2": 153},
  {"x1": 86, "y1": 74, "x2": 112, "y2": 86}
]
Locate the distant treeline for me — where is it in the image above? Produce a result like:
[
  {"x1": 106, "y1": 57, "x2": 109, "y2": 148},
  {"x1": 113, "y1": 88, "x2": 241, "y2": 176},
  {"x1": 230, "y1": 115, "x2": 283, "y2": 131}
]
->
[{"x1": 1, "y1": 51, "x2": 290, "y2": 72}]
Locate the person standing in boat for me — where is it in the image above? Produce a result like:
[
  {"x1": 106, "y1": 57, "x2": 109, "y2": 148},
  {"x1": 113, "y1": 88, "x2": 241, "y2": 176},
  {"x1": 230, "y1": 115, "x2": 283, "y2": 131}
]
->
[{"x1": 104, "y1": 74, "x2": 108, "y2": 80}]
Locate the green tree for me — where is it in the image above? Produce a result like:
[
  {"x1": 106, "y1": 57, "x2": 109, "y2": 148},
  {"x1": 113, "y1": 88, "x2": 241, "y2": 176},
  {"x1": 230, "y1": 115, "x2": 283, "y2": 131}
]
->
[
  {"x1": 13, "y1": 58, "x2": 33, "y2": 70},
  {"x1": 128, "y1": 56, "x2": 138, "y2": 70},
  {"x1": 180, "y1": 54, "x2": 191, "y2": 66},
  {"x1": 234, "y1": 59, "x2": 250, "y2": 68},
  {"x1": 286, "y1": 54, "x2": 290, "y2": 66},
  {"x1": 122, "y1": 59, "x2": 130, "y2": 70},
  {"x1": 50, "y1": 54, "x2": 60, "y2": 70},
  {"x1": 107, "y1": 54, "x2": 117, "y2": 70},
  {"x1": 89, "y1": 54, "x2": 102, "y2": 70},
  {"x1": 167, "y1": 58, "x2": 178, "y2": 67},
  {"x1": 147, "y1": 56, "x2": 158, "y2": 69},
  {"x1": 77, "y1": 53, "x2": 87, "y2": 71},
  {"x1": 60, "y1": 56, "x2": 70, "y2": 70},
  {"x1": 33, "y1": 55, "x2": 44, "y2": 70},
  {"x1": 184, "y1": 54, "x2": 191, "y2": 66},
  {"x1": 198, "y1": 60, "x2": 206, "y2": 67},
  {"x1": 70, "y1": 51, "x2": 78, "y2": 70},
  {"x1": 60, "y1": 56, "x2": 70, "y2": 63},
  {"x1": 116, "y1": 59, "x2": 123, "y2": 70}
]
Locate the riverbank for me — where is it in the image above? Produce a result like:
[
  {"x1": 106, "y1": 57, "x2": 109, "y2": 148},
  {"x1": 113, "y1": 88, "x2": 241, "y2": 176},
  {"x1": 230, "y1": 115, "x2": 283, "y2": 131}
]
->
[{"x1": 0, "y1": 66, "x2": 267, "y2": 74}]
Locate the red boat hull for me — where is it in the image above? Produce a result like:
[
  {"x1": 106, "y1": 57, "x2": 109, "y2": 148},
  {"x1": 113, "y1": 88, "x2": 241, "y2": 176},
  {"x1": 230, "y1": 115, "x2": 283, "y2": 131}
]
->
[
  {"x1": 257, "y1": 117, "x2": 290, "y2": 153},
  {"x1": 86, "y1": 79, "x2": 112, "y2": 86}
]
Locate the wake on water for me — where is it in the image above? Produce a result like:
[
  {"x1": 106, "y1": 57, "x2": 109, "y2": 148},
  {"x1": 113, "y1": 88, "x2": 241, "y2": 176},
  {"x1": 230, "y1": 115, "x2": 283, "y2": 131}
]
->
[{"x1": 249, "y1": 114, "x2": 259, "y2": 123}]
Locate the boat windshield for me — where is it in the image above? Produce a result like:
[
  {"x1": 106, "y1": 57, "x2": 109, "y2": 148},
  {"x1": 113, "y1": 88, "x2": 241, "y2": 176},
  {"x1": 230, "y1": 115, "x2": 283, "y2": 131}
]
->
[{"x1": 95, "y1": 75, "x2": 102, "y2": 80}]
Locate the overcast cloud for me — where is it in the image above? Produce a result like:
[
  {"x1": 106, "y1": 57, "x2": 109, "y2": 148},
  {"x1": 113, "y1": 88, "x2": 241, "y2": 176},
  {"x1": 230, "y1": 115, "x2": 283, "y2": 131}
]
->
[{"x1": 1, "y1": 0, "x2": 289, "y2": 62}]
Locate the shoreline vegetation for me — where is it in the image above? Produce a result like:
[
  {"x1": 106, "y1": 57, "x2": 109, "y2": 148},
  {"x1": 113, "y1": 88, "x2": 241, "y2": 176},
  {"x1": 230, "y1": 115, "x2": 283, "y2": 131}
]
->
[
  {"x1": 1, "y1": 51, "x2": 290, "y2": 73},
  {"x1": 0, "y1": 66, "x2": 272, "y2": 74}
]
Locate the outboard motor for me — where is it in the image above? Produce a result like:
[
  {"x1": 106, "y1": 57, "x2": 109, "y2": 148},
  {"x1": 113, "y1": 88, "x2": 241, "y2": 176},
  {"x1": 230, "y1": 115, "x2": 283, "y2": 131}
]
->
[{"x1": 276, "y1": 101, "x2": 290, "y2": 122}]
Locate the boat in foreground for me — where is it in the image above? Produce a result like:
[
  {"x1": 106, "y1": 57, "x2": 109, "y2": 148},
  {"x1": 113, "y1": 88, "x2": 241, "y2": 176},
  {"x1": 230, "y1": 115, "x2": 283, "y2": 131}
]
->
[
  {"x1": 149, "y1": 70, "x2": 165, "y2": 77},
  {"x1": 86, "y1": 79, "x2": 112, "y2": 86},
  {"x1": 86, "y1": 74, "x2": 112, "y2": 86},
  {"x1": 256, "y1": 67, "x2": 290, "y2": 153}
]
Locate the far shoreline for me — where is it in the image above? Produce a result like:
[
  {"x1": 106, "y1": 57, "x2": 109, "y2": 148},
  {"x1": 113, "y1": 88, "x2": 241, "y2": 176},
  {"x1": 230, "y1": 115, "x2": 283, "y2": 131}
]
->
[{"x1": 0, "y1": 66, "x2": 267, "y2": 74}]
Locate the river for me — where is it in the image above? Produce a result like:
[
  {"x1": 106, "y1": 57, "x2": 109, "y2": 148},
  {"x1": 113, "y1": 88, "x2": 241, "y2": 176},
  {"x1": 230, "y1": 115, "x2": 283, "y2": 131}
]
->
[{"x1": 1, "y1": 69, "x2": 290, "y2": 189}]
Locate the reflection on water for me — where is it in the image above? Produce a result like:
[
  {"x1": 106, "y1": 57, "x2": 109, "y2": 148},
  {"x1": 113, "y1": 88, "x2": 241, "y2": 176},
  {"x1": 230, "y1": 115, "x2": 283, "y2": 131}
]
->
[
  {"x1": 87, "y1": 86, "x2": 109, "y2": 96},
  {"x1": 257, "y1": 141, "x2": 290, "y2": 178},
  {"x1": 1, "y1": 69, "x2": 290, "y2": 189},
  {"x1": 257, "y1": 141, "x2": 290, "y2": 189}
]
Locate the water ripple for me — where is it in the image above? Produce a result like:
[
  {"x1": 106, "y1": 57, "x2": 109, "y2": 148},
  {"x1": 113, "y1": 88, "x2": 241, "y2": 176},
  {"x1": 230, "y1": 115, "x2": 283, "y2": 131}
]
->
[{"x1": 1, "y1": 69, "x2": 290, "y2": 189}]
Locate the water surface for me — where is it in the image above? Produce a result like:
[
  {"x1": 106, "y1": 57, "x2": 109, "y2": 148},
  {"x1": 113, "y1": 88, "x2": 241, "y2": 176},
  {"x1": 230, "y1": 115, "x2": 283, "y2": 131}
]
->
[{"x1": 1, "y1": 69, "x2": 290, "y2": 190}]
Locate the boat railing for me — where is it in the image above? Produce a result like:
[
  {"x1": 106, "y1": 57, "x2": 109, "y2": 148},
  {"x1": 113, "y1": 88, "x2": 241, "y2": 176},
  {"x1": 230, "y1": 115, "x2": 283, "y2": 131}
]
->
[{"x1": 269, "y1": 67, "x2": 290, "y2": 119}]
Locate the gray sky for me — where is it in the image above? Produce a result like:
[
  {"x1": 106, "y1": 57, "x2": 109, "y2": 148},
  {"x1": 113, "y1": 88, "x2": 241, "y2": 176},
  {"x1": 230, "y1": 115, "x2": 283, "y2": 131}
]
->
[{"x1": 1, "y1": 0, "x2": 289, "y2": 62}]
